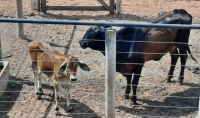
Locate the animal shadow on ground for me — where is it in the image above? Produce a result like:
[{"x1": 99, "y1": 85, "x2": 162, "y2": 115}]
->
[
  {"x1": 56, "y1": 99, "x2": 101, "y2": 118},
  {"x1": 21, "y1": 37, "x2": 67, "y2": 48},
  {"x1": 35, "y1": 12, "x2": 151, "y2": 22},
  {"x1": 0, "y1": 76, "x2": 23, "y2": 118},
  {"x1": 117, "y1": 83, "x2": 200, "y2": 117},
  {"x1": 21, "y1": 75, "x2": 100, "y2": 118},
  {"x1": 36, "y1": 89, "x2": 100, "y2": 117}
]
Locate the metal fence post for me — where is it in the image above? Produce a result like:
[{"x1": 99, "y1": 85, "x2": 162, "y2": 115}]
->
[
  {"x1": 0, "y1": 32, "x2": 2, "y2": 61},
  {"x1": 105, "y1": 28, "x2": 116, "y2": 118},
  {"x1": 197, "y1": 96, "x2": 200, "y2": 118},
  {"x1": 31, "y1": 0, "x2": 40, "y2": 11},
  {"x1": 16, "y1": 0, "x2": 24, "y2": 38},
  {"x1": 109, "y1": 0, "x2": 115, "y2": 14},
  {"x1": 116, "y1": 0, "x2": 122, "y2": 15},
  {"x1": 41, "y1": 0, "x2": 47, "y2": 13}
]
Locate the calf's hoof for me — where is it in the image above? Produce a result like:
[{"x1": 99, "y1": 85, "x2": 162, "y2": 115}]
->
[
  {"x1": 55, "y1": 108, "x2": 60, "y2": 116},
  {"x1": 39, "y1": 88, "x2": 44, "y2": 95},
  {"x1": 36, "y1": 95, "x2": 41, "y2": 100}
]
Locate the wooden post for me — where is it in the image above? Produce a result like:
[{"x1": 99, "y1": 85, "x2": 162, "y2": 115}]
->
[
  {"x1": 116, "y1": 0, "x2": 122, "y2": 15},
  {"x1": 16, "y1": 0, "x2": 24, "y2": 38},
  {"x1": 105, "y1": 29, "x2": 116, "y2": 118},
  {"x1": 41, "y1": 0, "x2": 47, "y2": 13},
  {"x1": 31, "y1": 0, "x2": 40, "y2": 11},
  {"x1": 110, "y1": 0, "x2": 115, "y2": 14},
  {"x1": 64, "y1": 25, "x2": 77, "y2": 54}
]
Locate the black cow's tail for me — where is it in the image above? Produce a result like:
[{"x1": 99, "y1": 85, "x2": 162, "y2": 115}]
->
[{"x1": 186, "y1": 45, "x2": 197, "y2": 62}]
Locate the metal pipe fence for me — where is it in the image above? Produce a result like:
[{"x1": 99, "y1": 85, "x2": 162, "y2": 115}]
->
[{"x1": 0, "y1": 17, "x2": 199, "y2": 117}]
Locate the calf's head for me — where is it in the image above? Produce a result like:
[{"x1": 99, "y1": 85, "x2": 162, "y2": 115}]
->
[
  {"x1": 58, "y1": 57, "x2": 90, "y2": 82},
  {"x1": 79, "y1": 26, "x2": 106, "y2": 51}
]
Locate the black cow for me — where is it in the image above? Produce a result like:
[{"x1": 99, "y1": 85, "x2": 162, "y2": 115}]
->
[{"x1": 79, "y1": 9, "x2": 196, "y2": 105}]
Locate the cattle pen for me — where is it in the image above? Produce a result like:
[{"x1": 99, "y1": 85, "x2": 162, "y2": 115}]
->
[
  {"x1": 0, "y1": 0, "x2": 200, "y2": 118},
  {"x1": 0, "y1": 17, "x2": 200, "y2": 118}
]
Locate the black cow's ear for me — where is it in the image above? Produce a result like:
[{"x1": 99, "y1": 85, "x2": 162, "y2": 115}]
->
[
  {"x1": 103, "y1": 25, "x2": 112, "y2": 29},
  {"x1": 93, "y1": 26, "x2": 101, "y2": 31}
]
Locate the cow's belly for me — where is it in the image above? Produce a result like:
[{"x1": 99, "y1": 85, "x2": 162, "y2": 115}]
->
[{"x1": 143, "y1": 44, "x2": 176, "y2": 61}]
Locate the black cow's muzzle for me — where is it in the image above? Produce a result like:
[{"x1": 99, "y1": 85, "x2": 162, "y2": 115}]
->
[{"x1": 79, "y1": 40, "x2": 88, "y2": 49}]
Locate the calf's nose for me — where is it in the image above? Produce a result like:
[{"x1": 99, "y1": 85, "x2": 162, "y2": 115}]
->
[{"x1": 70, "y1": 78, "x2": 77, "y2": 82}]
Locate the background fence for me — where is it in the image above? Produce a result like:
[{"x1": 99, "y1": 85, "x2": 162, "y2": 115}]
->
[
  {"x1": 0, "y1": 0, "x2": 199, "y2": 118},
  {"x1": 30, "y1": 0, "x2": 119, "y2": 14}
]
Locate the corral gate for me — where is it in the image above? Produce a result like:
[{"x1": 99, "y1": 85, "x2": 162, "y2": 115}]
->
[{"x1": 31, "y1": 0, "x2": 117, "y2": 14}]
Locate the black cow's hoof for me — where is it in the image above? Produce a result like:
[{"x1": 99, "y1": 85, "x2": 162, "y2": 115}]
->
[
  {"x1": 130, "y1": 101, "x2": 139, "y2": 106},
  {"x1": 67, "y1": 106, "x2": 73, "y2": 112},
  {"x1": 122, "y1": 94, "x2": 129, "y2": 99},
  {"x1": 177, "y1": 81, "x2": 183, "y2": 85},
  {"x1": 163, "y1": 78, "x2": 171, "y2": 83}
]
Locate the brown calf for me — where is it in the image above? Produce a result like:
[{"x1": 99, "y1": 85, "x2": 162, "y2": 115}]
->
[{"x1": 28, "y1": 40, "x2": 90, "y2": 115}]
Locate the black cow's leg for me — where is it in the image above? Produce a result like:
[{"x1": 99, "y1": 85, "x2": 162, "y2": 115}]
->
[
  {"x1": 131, "y1": 66, "x2": 142, "y2": 105},
  {"x1": 123, "y1": 75, "x2": 132, "y2": 99},
  {"x1": 178, "y1": 48, "x2": 188, "y2": 84},
  {"x1": 167, "y1": 49, "x2": 179, "y2": 83}
]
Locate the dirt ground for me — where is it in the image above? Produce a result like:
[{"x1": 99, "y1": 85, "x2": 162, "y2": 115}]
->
[{"x1": 0, "y1": 0, "x2": 200, "y2": 118}]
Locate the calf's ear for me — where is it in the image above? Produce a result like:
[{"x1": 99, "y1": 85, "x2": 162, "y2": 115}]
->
[
  {"x1": 58, "y1": 64, "x2": 67, "y2": 75},
  {"x1": 79, "y1": 62, "x2": 90, "y2": 71}
]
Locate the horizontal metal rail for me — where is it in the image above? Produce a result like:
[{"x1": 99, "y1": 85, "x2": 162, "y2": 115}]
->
[{"x1": 1, "y1": 18, "x2": 200, "y2": 29}]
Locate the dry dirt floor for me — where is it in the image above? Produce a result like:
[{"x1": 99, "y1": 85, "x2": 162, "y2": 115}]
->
[{"x1": 0, "y1": 0, "x2": 200, "y2": 118}]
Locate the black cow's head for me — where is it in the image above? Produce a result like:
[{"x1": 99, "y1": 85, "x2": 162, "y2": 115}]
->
[{"x1": 79, "y1": 26, "x2": 106, "y2": 51}]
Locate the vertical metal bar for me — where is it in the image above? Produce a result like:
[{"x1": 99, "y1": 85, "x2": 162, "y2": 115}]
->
[
  {"x1": 31, "y1": 0, "x2": 39, "y2": 11},
  {"x1": 197, "y1": 96, "x2": 200, "y2": 118},
  {"x1": 109, "y1": 0, "x2": 115, "y2": 14},
  {"x1": 38, "y1": 0, "x2": 41, "y2": 11},
  {"x1": 0, "y1": 32, "x2": 2, "y2": 61},
  {"x1": 16, "y1": 0, "x2": 24, "y2": 38},
  {"x1": 64, "y1": 25, "x2": 77, "y2": 54},
  {"x1": 116, "y1": 0, "x2": 122, "y2": 15},
  {"x1": 105, "y1": 29, "x2": 116, "y2": 118},
  {"x1": 41, "y1": 0, "x2": 47, "y2": 13}
]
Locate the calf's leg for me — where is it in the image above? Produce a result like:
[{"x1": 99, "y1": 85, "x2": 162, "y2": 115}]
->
[
  {"x1": 54, "y1": 81, "x2": 61, "y2": 115},
  {"x1": 63, "y1": 81, "x2": 73, "y2": 111},
  {"x1": 31, "y1": 61, "x2": 40, "y2": 95},
  {"x1": 37, "y1": 69, "x2": 44, "y2": 95}
]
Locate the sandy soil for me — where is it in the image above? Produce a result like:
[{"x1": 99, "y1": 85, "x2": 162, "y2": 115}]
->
[{"x1": 0, "y1": 0, "x2": 199, "y2": 118}]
